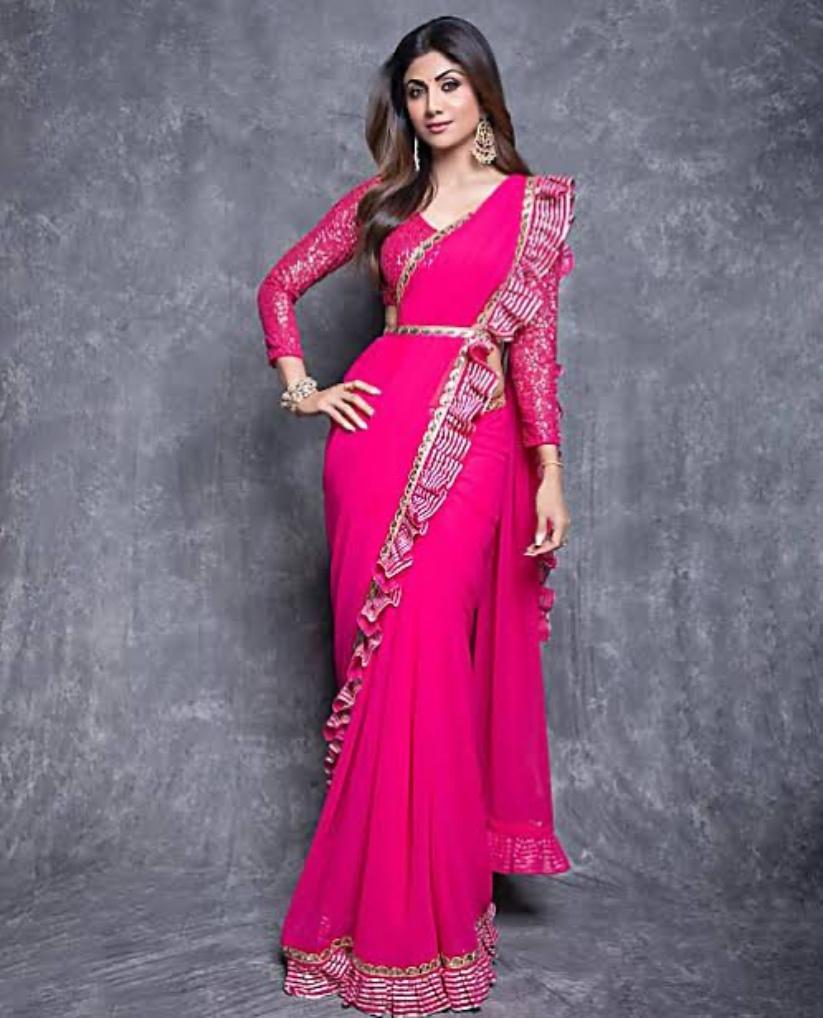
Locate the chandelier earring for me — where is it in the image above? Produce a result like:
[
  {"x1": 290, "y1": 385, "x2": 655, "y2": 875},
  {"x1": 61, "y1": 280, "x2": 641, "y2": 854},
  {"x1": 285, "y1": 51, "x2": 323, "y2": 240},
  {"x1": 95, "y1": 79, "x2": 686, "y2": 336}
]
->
[
  {"x1": 471, "y1": 113, "x2": 497, "y2": 165},
  {"x1": 413, "y1": 133, "x2": 421, "y2": 172}
]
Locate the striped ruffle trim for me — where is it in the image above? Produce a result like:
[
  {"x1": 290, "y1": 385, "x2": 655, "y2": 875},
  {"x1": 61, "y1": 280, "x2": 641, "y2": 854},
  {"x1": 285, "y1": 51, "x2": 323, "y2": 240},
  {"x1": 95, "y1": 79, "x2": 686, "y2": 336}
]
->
[
  {"x1": 321, "y1": 331, "x2": 501, "y2": 786},
  {"x1": 282, "y1": 901, "x2": 499, "y2": 1016},
  {"x1": 484, "y1": 173, "x2": 576, "y2": 346}
]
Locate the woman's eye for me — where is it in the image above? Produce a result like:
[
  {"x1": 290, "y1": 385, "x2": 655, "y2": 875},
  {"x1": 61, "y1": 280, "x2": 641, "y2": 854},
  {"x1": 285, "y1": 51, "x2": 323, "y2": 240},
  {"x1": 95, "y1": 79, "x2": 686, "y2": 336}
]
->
[{"x1": 407, "y1": 79, "x2": 459, "y2": 100}]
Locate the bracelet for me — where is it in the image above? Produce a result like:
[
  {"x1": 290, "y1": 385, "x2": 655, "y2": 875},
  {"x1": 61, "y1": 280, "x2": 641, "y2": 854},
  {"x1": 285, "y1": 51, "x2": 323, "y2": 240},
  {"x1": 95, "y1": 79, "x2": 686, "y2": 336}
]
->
[
  {"x1": 537, "y1": 458, "x2": 564, "y2": 477},
  {"x1": 280, "y1": 376, "x2": 318, "y2": 414}
]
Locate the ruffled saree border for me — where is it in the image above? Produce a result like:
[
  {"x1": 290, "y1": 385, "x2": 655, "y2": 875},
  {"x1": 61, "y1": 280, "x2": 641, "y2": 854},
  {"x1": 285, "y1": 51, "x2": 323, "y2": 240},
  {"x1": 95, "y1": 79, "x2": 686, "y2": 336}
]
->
[
  {"x1": 321, "y1": 328, "x2": 501, "y2": 784},
  {"x1": 321, "y1": 173, "x2": 576, "y2": 785},
  {"x1": 484, "y1": 173, "x2": 576, "y2": 647},
  {"x1": 482, "y1": 172, "x2": 577, "y2": 346},
  {"x1": 281, "y1": 901, "x2": 498, "y2": 1017}
]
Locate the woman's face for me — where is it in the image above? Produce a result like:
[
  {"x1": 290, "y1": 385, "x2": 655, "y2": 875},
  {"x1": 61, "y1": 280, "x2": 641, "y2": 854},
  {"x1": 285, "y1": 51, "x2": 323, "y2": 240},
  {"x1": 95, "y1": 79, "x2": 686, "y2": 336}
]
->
[{"x1": 403, "y1": 49, "x2": 482, "y2": 154}]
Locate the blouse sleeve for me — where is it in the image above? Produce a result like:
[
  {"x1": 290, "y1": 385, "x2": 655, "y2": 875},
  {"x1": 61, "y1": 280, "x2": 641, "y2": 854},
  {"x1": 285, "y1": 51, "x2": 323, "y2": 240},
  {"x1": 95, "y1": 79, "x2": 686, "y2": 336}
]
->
[
  {"x1": 257, "y1": 174, "x2": 381, "y2": 366},
  {"x1": 508, "y1": 241, "x2": 575, "y2": 450}
]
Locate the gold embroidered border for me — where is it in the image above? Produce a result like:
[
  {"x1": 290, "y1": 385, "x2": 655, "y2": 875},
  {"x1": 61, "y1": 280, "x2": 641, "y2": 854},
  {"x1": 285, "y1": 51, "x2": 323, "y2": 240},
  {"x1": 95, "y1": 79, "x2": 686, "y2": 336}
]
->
[
  {"x1": 345, "y1": 331, "x2": 478, "y2": 660},
  {"x1": 389, "y1": 324, "x2": 479, "y2": 338},
  {"x1": 473, "y1": 174, "x2": 537, "y2": 330},
  {"x1": 379, "y1": 334, "x2": 473, "y2": 557},
  {"x1": 379, "y1": 177, "x2": 537, "y2": 556},
  {"x1": 390, "y1": 178, "x2": 535, "y2": 341},
  {"x1": 282, "y1": 903, "x2": 495, "y2": 976},
  {"x1": 328, "y1": 177, "x2": 537, "y2": 771},
  {"x1": 394, "y1": 209, "x2": 476, "y2": 306}
]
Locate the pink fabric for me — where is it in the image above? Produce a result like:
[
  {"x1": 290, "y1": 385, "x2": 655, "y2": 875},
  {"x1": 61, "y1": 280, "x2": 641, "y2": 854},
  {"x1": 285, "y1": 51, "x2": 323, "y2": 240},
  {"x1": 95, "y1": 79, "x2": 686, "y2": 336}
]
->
[
  {"x1": 508, "y1": 245, "x2": 573, "y2": 447},
  {"x1": 257, "y1": 174, "x2": 380, "y2": 362},
  {"x1": 258, "y1": 171, "x2": 576, "y2": 1014},
  {"x1": 257, "y1": 172, "x2": 575, "y2": 449}
]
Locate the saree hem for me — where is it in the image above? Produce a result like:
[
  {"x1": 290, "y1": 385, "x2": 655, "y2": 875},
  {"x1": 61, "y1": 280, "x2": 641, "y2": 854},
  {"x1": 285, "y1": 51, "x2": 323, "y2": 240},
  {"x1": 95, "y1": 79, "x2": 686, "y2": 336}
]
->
[
  {"x1": 281, "y1": 174, "x2": 576, "y2": 1016},
  {"x1": 281, "y1": 901, "x2": 498, "y2": 1017}
]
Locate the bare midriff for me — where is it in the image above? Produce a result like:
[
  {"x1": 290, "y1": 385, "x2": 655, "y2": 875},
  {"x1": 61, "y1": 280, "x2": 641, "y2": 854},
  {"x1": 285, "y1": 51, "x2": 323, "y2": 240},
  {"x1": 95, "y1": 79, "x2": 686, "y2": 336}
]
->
[{"x1": 383, "y1": 305, "x2": 505, "y2": 401}]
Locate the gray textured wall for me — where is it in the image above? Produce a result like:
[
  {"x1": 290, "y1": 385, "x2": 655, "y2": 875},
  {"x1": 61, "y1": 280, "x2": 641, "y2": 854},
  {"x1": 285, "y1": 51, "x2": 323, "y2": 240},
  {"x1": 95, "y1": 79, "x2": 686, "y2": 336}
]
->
[{"x1": 1, "y1": 2, "x2": 822, "y2": 1015}]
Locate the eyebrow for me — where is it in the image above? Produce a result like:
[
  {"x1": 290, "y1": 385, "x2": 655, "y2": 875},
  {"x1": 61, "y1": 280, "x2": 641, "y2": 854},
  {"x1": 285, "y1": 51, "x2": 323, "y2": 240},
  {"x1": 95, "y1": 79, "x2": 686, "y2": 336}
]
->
[{"x1": 404, "y1": 67, "x2": 464, "y2": 87}]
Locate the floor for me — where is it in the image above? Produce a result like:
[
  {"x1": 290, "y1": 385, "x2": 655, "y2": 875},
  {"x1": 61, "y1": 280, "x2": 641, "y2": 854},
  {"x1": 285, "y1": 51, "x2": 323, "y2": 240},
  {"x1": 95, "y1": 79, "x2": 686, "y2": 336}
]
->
[{"x1": 2, "y1": 863, "x2": 820, "y2": 1017}]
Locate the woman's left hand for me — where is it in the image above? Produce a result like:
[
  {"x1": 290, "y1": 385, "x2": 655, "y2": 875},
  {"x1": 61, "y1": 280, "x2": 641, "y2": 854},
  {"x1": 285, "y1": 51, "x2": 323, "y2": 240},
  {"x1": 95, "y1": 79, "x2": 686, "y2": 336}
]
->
[{"x1": 525, "y1": 475, "x2": 571, "y2": 556}]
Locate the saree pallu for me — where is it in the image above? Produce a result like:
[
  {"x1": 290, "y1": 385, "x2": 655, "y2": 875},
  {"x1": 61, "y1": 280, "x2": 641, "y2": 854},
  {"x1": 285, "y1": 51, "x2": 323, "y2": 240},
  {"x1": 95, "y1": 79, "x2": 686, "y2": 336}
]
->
[{"x1": 280, "y1": 173, "x2": 574, "y2": 1016}]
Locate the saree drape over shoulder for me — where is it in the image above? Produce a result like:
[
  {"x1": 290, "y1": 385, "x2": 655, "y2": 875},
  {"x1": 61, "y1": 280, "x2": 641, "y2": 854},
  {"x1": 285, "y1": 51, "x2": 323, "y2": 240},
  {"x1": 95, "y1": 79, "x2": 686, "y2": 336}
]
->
[{"x1": 257, "y1": 170, "x2": 576, "y2": 1016}]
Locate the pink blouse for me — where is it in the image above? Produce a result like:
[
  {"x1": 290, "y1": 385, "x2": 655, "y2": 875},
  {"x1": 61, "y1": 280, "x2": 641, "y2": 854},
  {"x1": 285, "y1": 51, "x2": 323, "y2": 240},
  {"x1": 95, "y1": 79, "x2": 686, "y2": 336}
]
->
[{"x1": 257, "y1": 174, "x2": 575, "y2": 449}]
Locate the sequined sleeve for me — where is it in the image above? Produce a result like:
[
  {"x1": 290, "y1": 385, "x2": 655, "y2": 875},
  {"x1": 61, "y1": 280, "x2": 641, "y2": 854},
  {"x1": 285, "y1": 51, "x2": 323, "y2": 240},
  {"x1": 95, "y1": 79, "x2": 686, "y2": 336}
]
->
[
  {"x1": 509, "y1": 241, "x2": 575, "y2": 449},
  {"x1": 257, "y1": 174, "x2": 381, "y2": 365}
]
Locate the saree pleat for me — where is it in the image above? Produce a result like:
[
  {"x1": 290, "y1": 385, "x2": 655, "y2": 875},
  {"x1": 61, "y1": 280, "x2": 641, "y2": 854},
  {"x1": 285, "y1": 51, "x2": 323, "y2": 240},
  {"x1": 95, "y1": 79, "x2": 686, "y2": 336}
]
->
[{"x1": 279, "y1": 172, "x2": 575, "y2": 1015}]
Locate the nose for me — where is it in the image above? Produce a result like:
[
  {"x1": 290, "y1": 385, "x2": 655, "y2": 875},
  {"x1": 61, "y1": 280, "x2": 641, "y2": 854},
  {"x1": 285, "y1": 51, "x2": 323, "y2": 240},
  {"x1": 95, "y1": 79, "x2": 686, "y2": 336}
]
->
[{"x1": 425, "y1": 90, "x2": 441, "y2": 117}]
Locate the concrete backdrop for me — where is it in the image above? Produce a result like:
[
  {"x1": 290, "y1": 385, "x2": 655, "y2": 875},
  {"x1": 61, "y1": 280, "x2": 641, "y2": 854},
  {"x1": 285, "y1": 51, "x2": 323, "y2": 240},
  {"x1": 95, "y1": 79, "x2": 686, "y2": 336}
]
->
[{"x1": 1, "y1": 1, "x2": 821, "y2": 1015}]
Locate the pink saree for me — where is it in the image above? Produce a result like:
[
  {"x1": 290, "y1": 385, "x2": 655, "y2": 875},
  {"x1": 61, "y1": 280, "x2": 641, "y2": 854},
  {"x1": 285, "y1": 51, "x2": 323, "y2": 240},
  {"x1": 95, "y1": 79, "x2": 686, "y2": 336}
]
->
[{"x1": 260, "y1": 171, "x2": 576, "y2": 1015}]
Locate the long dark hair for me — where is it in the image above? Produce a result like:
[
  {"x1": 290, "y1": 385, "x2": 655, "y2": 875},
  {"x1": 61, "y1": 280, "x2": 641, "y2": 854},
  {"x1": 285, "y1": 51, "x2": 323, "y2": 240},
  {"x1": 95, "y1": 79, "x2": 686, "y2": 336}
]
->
[{"x1": 352, "y1": 16, "x2": 534, "y2": 289}]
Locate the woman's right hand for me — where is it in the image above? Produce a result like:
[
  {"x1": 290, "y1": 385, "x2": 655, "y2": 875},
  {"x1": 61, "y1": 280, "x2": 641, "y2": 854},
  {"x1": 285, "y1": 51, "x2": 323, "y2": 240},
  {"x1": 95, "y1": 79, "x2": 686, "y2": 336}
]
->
[{"x1": 294, "y1": 378, "x2": 381, "y2": 432}]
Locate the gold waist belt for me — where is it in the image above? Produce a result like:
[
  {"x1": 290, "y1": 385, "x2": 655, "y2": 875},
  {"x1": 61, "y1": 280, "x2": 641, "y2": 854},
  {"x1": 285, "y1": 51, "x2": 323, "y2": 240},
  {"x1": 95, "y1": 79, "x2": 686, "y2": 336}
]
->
[
  {"x1": 388, "y1": 323, "x2": 482, "y2": 338},
  {"x1": 386, "y1": 323, "x2": 507, "y2": 412}
]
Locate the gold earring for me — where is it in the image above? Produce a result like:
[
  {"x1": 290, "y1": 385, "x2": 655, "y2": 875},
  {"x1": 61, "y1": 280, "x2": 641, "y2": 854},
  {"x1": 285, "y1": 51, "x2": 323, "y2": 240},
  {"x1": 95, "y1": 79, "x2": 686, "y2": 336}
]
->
[{"x1": 471, "y1": 114, "x2": 497, "y2": 165}]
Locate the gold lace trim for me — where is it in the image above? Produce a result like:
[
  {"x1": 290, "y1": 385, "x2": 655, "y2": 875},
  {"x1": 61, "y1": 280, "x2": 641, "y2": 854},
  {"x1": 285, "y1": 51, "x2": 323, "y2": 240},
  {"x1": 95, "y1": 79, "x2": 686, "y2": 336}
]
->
[
  {"x1": 389, "y1": 324, "x2": 482, "y2": 338},
  {"x1": 395, "y1": 176, "x2": 536, "y2": 307},
  {"x1": 384, "y1": 180, "x2": 535, "y2": 547},
  {"x1": 395, "y1": 210, "x2": 476, "y2": 305},
  {"x1": 282, "y1": 904, "x2": 495, "y2": 976},
  {"x1": 330, "y1": 178, "x2": 533, "y2": 760},
  {"x1": 473, "y1": 175, "x2": 537, "y2": 331},
  {"x1": 384, "y1": 182, "x2": 536, "y2": 427},
  {"x1": 379, "y1": 334, "x2": 473, "y2": 555}
]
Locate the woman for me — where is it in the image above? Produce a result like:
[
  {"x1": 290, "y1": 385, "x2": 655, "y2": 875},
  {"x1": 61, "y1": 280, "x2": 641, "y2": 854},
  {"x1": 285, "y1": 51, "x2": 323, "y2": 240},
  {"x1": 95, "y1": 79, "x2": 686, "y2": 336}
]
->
[{"x1": 257, "y1": 15, "x2": 576, "y2": 1016}]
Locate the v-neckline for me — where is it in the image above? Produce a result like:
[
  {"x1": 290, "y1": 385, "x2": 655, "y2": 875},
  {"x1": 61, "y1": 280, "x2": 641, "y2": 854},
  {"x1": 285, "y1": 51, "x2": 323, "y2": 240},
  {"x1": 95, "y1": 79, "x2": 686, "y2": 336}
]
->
[{"x1": 414, "y1": 173, "x2": 519, "y2": 234}]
